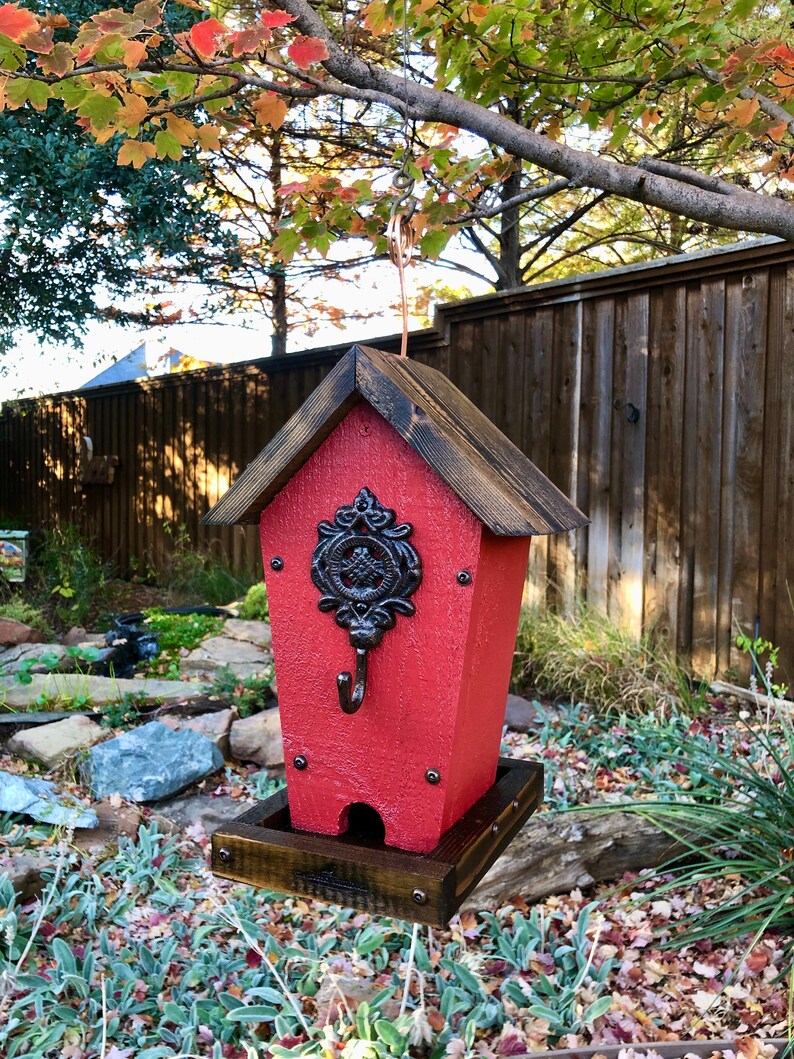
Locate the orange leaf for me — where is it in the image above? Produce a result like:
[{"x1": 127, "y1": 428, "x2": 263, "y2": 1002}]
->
[
  {"x1": 166, "y1": 112, "x2": 197, "y2": 144},
  {"x1": 766, "y1": 120, "x2": 789, "y2": 142},
  {"x1": 132, "y1": 0, "x2": 161, "y2": 27},
  {"x1": 121, "y1": 38, "x2": 147, "y2": 68},
  {"x1": 118, "y1": 91, "x2": 148, "y2": 127},
  {"x1": 287, "y1": 34, "x2": 329, "y2": 69},
  {"x1": 253, "y1": 90, "x2": 288, "y2": 129},
  {"x1": 724, "y1": 94, "x2": 759, "y2": 127},
  {"x1": 117, "y1": 138, "x2": 156, "y2": 168},
  {"x1": 261, "y1": 8, "x2": 295, "y2": 28},
  {"x1": 41, "y1": 12, "x2": 69, "y2": 27},
  {"x1": 188, "y1": 17, "x2": 228, "y2": 59},
  {"x1": 0, "y1": 2, "x2": 37, "y2": 42},
  {"x1": 196, "y1": 122, "x2": 220, "y2": 149}
]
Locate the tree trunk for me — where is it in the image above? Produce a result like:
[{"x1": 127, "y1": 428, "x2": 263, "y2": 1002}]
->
[{"x1": 269, "y1": 129, "x2": 288, "y2": 358}]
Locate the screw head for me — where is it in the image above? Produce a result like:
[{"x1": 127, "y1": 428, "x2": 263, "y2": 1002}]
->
[
  {"x1": 412, "y1": 888, "x2": 428, "y2": 905},
  {"x1": 456, "y1": 569, "x2": 472, "y2": 586},
  {"x1": 293, "y1": 755, "x2": 308, "y2": 770},
  {"x1": 425, "y1": 768, "x2": 441, "y2": 785},
  {"x1": 270, "y1": 556, "x2": 284, "y2": 571},
  {"x1": 512, "y1": 799, "x2": 521, "y2": 811},
  {"x1": 491, "y1": 823, "x2": 500, "y2": 836},
  {"x1": 218, "y1": 847, "x2": 232, "y2": 863}
]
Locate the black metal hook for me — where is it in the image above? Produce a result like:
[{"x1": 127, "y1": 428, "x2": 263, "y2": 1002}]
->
[{"x1": 338, "y1": 648, "x2": 368, "y2": 714}]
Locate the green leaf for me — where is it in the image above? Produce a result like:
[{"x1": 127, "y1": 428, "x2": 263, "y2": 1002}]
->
[
  {"x1": 375, "y1": 1020, "x2": 406, "y2": 1049},
  {"x1": 154, "y1": 129, "x2": 183, "y2": 161},
  {"x1": 226, "y1": 1004, "x2": 280, "y2": 1022},
  {"x1": 583, "y1": 995, "x2": 613, "y2": 1022}
]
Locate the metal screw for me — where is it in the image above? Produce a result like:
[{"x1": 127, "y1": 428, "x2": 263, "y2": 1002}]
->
[
  {"x1": 491, "y1": 823, "x2": 500, "y2": 836},
  {"x1": 293, "y1": 755, "x2": 308, "y2": 770},
  {"x1": 412, "y1": 888, "x2": 428, "y2": 905},
  {"x1": 456, "y1": 569, "x2": 472, "y2": 586},
  {"x1": 425, "y1": 768, "x2": 441, "y2": 785},
  {"x1": 270, "y1": 556, "x2": 284, "y2": 571},
  {"x1": 512, "y1": 799, "x2": 520, "y2": 811},
  {"x1": 218, "y1": 847, "x2": 232, "y2": 863}
]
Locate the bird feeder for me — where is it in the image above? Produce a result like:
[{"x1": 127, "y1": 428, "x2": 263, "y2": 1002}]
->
[{"x1": 204, "y1": 345, "x2": 587, "y2": 925}]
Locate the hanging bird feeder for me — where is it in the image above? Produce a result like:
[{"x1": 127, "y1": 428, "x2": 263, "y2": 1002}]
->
[{"x1": 203, "y1": 343, "x2": 588, "y2": 926}]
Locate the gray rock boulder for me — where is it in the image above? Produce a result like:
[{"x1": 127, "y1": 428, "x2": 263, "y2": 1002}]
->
[
  {"x1": 0, "y1": 673, "x2": 212, "y2": 710},
  {"x1": 0, "y1": 770, "x2": 97, "y2": 828},
  {"x1": 83, "y1": 721, "x2": 224, "y2": 802},
  {"x1": 160, "y1": 708, "x2": 233, "y2": 757},
  {"x1": 1, "y1": 852, "x2": 49, "y2": 900},
  {"x1": 7, "y1": 715, "x2": 106, "y2": 770},
  {"x1": 504, "y1": 694, "x2": 540, "y2": 733},
  {"x1": 153, "y1": 790, "x2": 249, "y2": 834},
  {"x1": 181, "y1": 636, "x2": 273, "y2": 681},
  {"x1": 223, "y1": 619, "x2": 272, "y2": 648},
  {"x1": 229, "y1": 708, "x2": 283, "y2": 766},
  {"x1": 0, "y1": 643, "x2": 67, "y2": 675}
]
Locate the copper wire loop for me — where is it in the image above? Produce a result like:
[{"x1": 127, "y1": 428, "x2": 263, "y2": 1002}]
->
[{"x1": 386, "y1": 213, "x2": 414, "y2": 358}]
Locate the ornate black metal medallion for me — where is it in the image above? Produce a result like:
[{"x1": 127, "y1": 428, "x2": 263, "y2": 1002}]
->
[{"x1": 311, "y1": 487, "x2": 422, "y2": 713}]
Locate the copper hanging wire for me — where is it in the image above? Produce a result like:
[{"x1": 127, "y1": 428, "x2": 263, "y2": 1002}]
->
[{"x1": 386, "y1": 0, "x2": 417, "y2": 359}]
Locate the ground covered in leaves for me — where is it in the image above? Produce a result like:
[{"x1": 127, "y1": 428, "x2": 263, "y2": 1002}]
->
[{"x1": 0, "y1": 702, "x2": 790, "y2": 1057}]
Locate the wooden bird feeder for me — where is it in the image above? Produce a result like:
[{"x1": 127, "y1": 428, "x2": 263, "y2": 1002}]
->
[{"x1": 203, "y1": 344, "x2": 588, "y2": 925}]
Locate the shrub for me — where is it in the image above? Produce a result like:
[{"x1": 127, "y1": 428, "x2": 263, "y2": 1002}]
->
[
  {"x1": 0, "y1": 598, "x2": 55, "y2": 640},
  {"x1": 512, "y1": 603, "x2": 687, "y2": 714},
  {"x1": 29, "y1": 524, "x2": 113, "y2": 629},
  {"x1": 139, "y1": 608, "x2": 224, "y2": 678},
  {"x1": 160, "y1": 520, "x2": 259, "y2": 606},
  {"x1": 238, "y1": 581, "x2": 268, "y2": 621},
  {"x1": 211, "y1": 663, "x2": 275, "y2": 716}
]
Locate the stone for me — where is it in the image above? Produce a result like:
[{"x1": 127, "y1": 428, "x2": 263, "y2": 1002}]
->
[
  {"x1": 504, "y1": 694, "x2": 540, "y2": 733},
  {"x1": 222, "y1": 619, "x2": 273, "y2": 648},
  {"x1": 229, "y1": 708, "x2": 283, "y2": 766},
  {"x1": 314, "y1": 973, "x2": 383, "y2": 1023},
  {"x1": 73, "y1": 798, "x2": 143, "y2": 853},
  {"x1": 0, "y1": 673, "x2": 212, "y2": 710},
  {"x1": 0, "y1": 643, "x2": 67, "y2": 675},
  {"x1": 160, "y1": 708, "x2": 233, "y2": 757},
  {"x1": 1, "y1": 851, "x2": 49, "y2": 900},
  {"x1": 152, "y1": 790, "x2": 249, "y2": 834},
  {"x1": 0, "y1": 618, "x2": 45, "y2": 645},
  {"x1": 0, "y1": 769, "x2": 98, "y2": 828},
  {"x1": 6, "y1": 715, "x2": 106, "y2": 770},
  {"x1": 63, "y1": 626, "x2": 87, "y2": 646},
  {"x1": 83, "y1": 721, "x2": 224, "y2": 802},
  {"x1": 181, "y1": 636, "x2": 273, "y2": 681}
]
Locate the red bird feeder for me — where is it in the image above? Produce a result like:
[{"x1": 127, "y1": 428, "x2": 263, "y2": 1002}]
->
[{"x1": 204, "y1": 345, "x2": 587, "y2": 925}]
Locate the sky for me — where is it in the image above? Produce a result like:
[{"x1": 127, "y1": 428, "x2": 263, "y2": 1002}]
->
[{"x1": 2, "y1": 255, "x2": 493, "y2": 404}]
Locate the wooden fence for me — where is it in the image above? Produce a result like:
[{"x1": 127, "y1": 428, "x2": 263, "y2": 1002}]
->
[{"x1": 2, "y1": 237, "x2": 793, "y2": 681}]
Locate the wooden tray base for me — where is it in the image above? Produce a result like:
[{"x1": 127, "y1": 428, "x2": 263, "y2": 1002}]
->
[{"x1": 210, "y1": 757, "x2": 543, "y2": 926}]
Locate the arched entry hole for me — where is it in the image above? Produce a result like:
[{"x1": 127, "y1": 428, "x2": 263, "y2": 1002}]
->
[{"x1": 341, "y1": 802, "x2": 386, "y2": 843}]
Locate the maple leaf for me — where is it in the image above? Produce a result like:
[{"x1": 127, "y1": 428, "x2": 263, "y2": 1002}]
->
[
  {"x1": 231, "y1": 25, "x2": 270, "y2": 58},
  {"x1": 117, "y1": 137, "x2": 155, "y2": 168},
  {"x1": 0, "y1": 3, "x2": 38, "y2": 42},
  {"x1": 724, "y1": 94, "x2": 760, "y2": 127},
  {"x1": 196, "y1": 122, "x2": 221, "y2": 149},
  {"x1": 261, "y1": 9, "x2": 296, "y2": 28},
  {"x1": 21, "y1": 24, "x2": 53, "y2": 53},
  {"x1": 166, "y1": 112, "x2": 197, "y2": 145},
  {"x1": 188, "y1": 17, "x2": 228, "y2": 59},
  {"x1": 253, "y1": 90, "x2": 288, "y2": 129},
  {"x1": 287, "y1": 34, "x2": 329, "y2": 70},
  {"x1": 117, "y1": 91, "x2": 148, "y2": 128},
  {"x1": 40, "y1": 11, "x2": 68, "y2": 27},
  {"x1": 121, "y1": 38, "x2": 147, "y2": 68}
]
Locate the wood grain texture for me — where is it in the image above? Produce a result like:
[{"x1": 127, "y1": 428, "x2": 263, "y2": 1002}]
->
[
  {"x1": 205, "y1": 344, "x2": 588, "y2": 536},
  {"x1": 211, "y1": 758, "x2": 543, "y2": 927}
]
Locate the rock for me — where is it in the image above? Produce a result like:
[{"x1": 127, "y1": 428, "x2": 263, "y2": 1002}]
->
[
  {"x1": 0, "y1": 673, "x2": 212, "y2": 709},
  {"x1": 315, "y1": 973, "x2": 383, "y2": 1023},
  {"x1": 181, "y1": 636, "x2": 273, "y2": 681},
  {"x1": 152, "y1": 790, "x2": 248, "y2": 834},
  {"x1": 0, "y1": 769, "x2": 98, "y2": 828},
  {"x1": 63, "y1": 626, "x2": 87, "y2": 646},
  {"x1": 6, "y1": 715, "x2": 106, "y2": 770},
  {"x1": 0, "y1": 618, "x2": 45, "y2": 645},
  {"x1": 160, "y1": 708, "x2": 233, "y2": 757},
  {"x1": 230, "y1": 709, "x2": 283, "y2": 766},
  {"x1": 0, "y1": 710, "x2": 102, "y2": 746},
  {"x1": 466, "y1": 808, "x2": 691, "y2": 910},
  {"x1": 222, "y1": 619, "x2": 273, "y2": 648},
  {"x1": 0, "y1": 643, "x2": 67, "y2": 675},
  {"x1": 73, "y1": 798, "x2": 143, "y2": 853},
  {"x1": 83, "y1": 721, "x2": 224, "y2": 802},
  {"x1": 504, "y1": 694, "x2": 540, "y2": 733},
  {"x1": 0, "y1": 852, "x2": 49, "y2": 900}
]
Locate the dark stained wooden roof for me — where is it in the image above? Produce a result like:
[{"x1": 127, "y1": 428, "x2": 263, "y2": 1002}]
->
[{"x1": 203, "y1": 345, "x2": 589, "y2": 535}]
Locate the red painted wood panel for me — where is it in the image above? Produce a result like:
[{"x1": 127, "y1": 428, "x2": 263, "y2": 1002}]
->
[{"x1": 261, "y1": 402, "x2": 529, "y2": 853}]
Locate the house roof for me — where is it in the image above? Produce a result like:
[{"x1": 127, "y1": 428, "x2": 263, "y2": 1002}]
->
[{"x1": 202, "y1": 344, "x2": 588, "y2": 536}]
